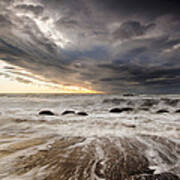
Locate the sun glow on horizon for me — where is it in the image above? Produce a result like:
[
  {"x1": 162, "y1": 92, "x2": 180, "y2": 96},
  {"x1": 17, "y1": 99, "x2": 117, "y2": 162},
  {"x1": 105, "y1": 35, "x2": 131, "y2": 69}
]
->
[
  {"x1": 0, "y1": 60, "x2": 100, "y2": 94},
  {"x1": 0, "y1": 75, "x2": 99, "y2": 94}
]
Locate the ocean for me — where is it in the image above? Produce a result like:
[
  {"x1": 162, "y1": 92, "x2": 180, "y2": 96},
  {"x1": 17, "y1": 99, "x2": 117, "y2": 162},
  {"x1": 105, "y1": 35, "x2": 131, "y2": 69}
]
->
[{"x1": 0, "y1": 94, "x2": 179, "y2": 179}]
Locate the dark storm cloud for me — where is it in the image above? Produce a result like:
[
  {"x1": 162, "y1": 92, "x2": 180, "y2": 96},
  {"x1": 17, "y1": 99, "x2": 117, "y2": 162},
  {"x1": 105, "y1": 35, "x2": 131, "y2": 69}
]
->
[
  {"x1": 92, "y1": 0, "x2": 180, "y2": 18},
  {"x1": 0, "y1": 0, "x2": 180, "y2": 93},
  {"x1": 15, "y1": 4, "x2": 44, "y2": 16},
  {"x1": 113, "y1": 21, "x2": 155, "y2": 40},
  {"x1": 97, "y1": 64, "x2": 180, "y2": 93}
]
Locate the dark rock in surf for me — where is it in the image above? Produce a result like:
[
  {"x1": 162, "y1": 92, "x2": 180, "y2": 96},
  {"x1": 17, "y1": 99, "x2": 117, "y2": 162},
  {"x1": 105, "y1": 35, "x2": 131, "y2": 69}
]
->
[
  {"x1": 39, "y1": 110, "x2": 55, "y2": 116},
  {"x1": 156, "y1": 109, "x2": 169, "y2": 114},
  {"x1": 122, "y1": 123, "x2": 136, "y2": 128},
  {"x1": 110, "y1": 107, "x2": 134, "y2": 113},
  {"x1": 61, "y1": 110, "x2": 75, "y2": 115},
  {"x1": 77, "y1": 112, "x2": 88, "y2": 116},
  {"x1": 123, "y1": 93, "x2": 135, "y2": 97},
  {"x1": 175, "y1": 109, "x2": 180, "y2": 113}
]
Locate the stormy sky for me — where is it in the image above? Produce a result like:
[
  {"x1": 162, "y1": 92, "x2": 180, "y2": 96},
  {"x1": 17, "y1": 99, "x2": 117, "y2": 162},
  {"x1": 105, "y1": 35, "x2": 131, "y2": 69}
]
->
[{"x1": 0, "y1": 0, "x2": 180, "y2": 93}]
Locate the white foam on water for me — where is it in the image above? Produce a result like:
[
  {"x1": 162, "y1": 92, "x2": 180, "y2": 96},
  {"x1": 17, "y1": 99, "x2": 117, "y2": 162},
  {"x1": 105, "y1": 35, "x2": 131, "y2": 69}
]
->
[{"x1": 0, "y1": 94, "x2": 179, "y2": 179}]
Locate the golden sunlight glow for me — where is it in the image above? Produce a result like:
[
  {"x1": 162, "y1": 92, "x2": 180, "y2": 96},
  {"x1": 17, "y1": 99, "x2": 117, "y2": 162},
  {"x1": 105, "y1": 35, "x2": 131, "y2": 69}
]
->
[
  {"x1": 0, "y1": 76, "x2": 98, "y2": 93},
  {"x1": 0, "y1": 60, "x2": 99, "y2": 94}
]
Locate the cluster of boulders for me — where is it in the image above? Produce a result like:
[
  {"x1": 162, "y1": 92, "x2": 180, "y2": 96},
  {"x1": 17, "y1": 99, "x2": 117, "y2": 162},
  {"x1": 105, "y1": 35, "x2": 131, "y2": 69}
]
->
[
  {"x1": 61, "y1": 110, "x2": 88, "y2": 116},
  {"x1": 110, "y1": 107, "x2": 180, "y2": 114},
  {"x1": 102, "y1": 97, "x2": 180, "y2": 115},
  {"x1": 38, "y1": 107, "x2": 180, "y2": 116},
  {"x1": 38, "y1": 110, "x2": 88, "y2": 116},
  {"x1": 37, "y1": 98, "x2": 180, "y2": 116}
]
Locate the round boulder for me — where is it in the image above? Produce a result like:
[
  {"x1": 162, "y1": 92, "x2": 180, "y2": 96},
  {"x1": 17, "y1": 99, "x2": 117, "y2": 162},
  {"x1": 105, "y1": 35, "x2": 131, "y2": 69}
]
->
[
  {"x1": 39, "y1": 110, "x2": 55, "y2": 116},
  {"x1": 61, "y1": 110, "x2": 75, "y2": 115}
]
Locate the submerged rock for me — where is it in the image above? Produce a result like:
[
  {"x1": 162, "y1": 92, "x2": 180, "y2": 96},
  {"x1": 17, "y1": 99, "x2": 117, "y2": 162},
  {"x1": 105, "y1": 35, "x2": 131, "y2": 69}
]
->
[
  {"x1": 110, "y1": 107, "x2": 134, "y2": 113},
  {"x1": 103, "y1": 98, "x2": 125, "y2": 104},
  {"x1": 139, "y1": 107, "x2": 150, "y2": 111},
  {"x1": 122, "y1": 123, "x2": 136, "y2": 128},
  {"x1": 162, "y1": 98, "x2": 179, "y2": 107},
  {"x1": 39, "y1": 110, "x2": 55, "y2": 116},
  {"x1": 141, "y1": 99, "x2": 159, "y2": 107},
  {"x1": 61, "y1": 110, "x2": 75, "y2": 115},
  {"x1": 77, "y1": 112, "x2": 88, "y2": 116}
]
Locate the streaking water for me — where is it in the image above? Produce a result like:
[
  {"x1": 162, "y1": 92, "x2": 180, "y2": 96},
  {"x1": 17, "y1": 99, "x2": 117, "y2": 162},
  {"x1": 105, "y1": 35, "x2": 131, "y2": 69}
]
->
[{"x1": 0, "y1": 94, "x2": 179, "y2": 179}]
